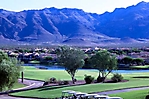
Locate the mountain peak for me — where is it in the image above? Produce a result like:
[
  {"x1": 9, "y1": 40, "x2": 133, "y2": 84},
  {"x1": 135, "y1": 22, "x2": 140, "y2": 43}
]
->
[
  {"x1": 46, "y1": 7, "x2": 84, "y2": 12},
  {"x1": 137, "y1": 1, "x2": 148, "y2": 5},
  {"x1": 0, "y1": 9, "x2": 4, "y2": 11},
  {"x1": 1, "y1": 1, "x2": 149, "y2": 45}
]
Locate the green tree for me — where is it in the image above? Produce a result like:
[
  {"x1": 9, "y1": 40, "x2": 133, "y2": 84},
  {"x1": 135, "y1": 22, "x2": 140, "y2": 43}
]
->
[
  {"x1": 0, "y1": 50, "x2": 8, "y2": 62},
  {"x1": 57, "y1": 46, "x2": 85, "y2": 84},
  {"x1": 44, "y1": 56, "x2": 53, "y2": 61},
  {"x1": 122, "y1": 57, "x2": 133, "y2": 65},
  {"x1": 132, "y1": 58, "x2": 144, "y2": 66},
  {"x1": 0, "y1": 50, "x2": 21, "y2": 91},
  {"x1": 90, "y1": 50, "x2": 117, "y2": 82}
]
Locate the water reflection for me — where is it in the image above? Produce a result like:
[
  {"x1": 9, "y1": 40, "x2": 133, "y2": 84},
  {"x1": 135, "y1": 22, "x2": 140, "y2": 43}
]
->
[{"x1": 23, "y1": 64, "x2": 149, "y2": 73}]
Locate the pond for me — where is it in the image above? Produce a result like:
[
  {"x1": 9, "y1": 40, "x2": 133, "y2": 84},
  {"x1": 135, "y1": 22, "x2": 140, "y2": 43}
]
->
[
  {"x1": 23, "y1": 64, "x2": 64, "y2": 70},
  {"x1": 112, "y1": 70, "x2": 149, "y2": 74},
  {"x1": 23, "y1": 64, "x2": 149, "y2": 74}
]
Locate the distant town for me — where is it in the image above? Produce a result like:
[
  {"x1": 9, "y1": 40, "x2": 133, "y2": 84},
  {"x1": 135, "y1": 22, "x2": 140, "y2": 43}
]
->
[{"x1": 1, "y1": 46, "x2": 149, "y2": 70}]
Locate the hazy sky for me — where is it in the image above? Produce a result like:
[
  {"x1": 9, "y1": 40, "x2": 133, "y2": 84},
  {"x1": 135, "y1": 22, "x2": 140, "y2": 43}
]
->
[{"x1": 0, "y1": 0, "x2": 149, "y2": 14}]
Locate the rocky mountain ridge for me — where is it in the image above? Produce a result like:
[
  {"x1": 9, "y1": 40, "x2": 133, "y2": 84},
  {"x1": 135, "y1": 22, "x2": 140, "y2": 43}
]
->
[{"x1": 0, "y1": 1, "x2": 149, "y2": 46}]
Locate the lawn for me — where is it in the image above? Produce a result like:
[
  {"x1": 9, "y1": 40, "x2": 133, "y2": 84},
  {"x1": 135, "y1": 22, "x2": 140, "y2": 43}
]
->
[
  {"x1": 23, "y1": 66, "x2": 99, "y2": 81},
  {"x1": 28, "y1": 61, "x2": 40, "y2": 64},
  {"x1": 109, "y1": 88, "x2": 149, "y2": 99},
  {"x1": 11, "y1": 81, "x2": 149, "y2": 98},
  {"x1": 10, "y1": 66, "x2": 149, "y2": 98},
  {"x1": 130, "y1": 65, "x2": 149, "y2": 69},
  {"x1": 12, "y1": 83, "x2": 26, "y2": 89},
  {"x1": 3, "y1": 83, "x2": 26, "y2": 91}
]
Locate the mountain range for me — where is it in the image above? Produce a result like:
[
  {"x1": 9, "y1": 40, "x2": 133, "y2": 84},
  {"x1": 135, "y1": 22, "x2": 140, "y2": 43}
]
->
[{"x1": 0, "y1": 1, "x2": 149, "y2": 46}]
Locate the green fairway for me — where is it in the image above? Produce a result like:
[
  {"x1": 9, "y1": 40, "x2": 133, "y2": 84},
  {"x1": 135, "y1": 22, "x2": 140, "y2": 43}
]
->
[
  {"x1": 23, "y1": 66, "x2": 149, "y2": 81},
  {"x1": 130, "y1": 65, "x2": 149, "y2": 69},
  {"x1": 28, "y1": 61, "x2": 40, "y2": 64},
  {"x1": 10, "y1": 66, "x2": 149, "y2": 98},
  {"x1": 11, "y1": 82, "x2": 149, "y2": 98},
  {"x1": 23, "y1": 66, "x2": 99, "y2": 81}
]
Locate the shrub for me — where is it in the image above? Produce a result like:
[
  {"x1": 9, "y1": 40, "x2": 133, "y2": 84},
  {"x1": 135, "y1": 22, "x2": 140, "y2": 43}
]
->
[
  {"x1": 146, "y1": 95, "x2": 149, "y2": 99},
  {"x1": 97, "y1": 77, "x2": 105, "y2": 82},
  {"x1": 111, "y1": 73, "x2": 123, "y2": 82},
  {"x1": 63, "y1": 81, "x2": 69, "y2": 85},
  {"x1": 84, "y1": 75, "x2": 94, "y2": 84},
  {"x1": 58, "y1": 80, "x2": 69, "y2": 85},
  {"x1": 43, "y1": 81, "x2": 49, "y2": 86},
  {"x1": 74, "y1": 78, "x2": 77, "y2": 82},
  {"x1": 44, "y1": 56, "x2": 53, "y2": 61},
  {"x1": 49, "y1": 77, "x2": 57, "y2": 83}
]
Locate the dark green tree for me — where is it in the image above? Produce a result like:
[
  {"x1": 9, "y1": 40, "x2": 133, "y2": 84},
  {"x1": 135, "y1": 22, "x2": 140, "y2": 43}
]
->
[
  {"x1": 90, "y1": 50, "x2": 117, "y2": 82},
  {"x1": 57, "y1": 46, "x2": 85, "y2": 84},
  {"x1": 44, "y1": 56, "x2": 53, "y2": 61},
  {"x1": 122, "y1": 57, "x2": 133, "y2": 65},
  {"x1": 0, "y1": 50, "x2": 8, "y2": 62},
  {"x1": 0, "y1": 50, "x2": 21, "y2": 91},
  {"x1": 132, "y1": 58, "x2": 144, "y2": 66}
]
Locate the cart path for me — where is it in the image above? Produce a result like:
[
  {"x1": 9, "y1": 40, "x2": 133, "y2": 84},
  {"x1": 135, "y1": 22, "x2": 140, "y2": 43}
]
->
[
  {"x1": 0, "y1": 79, "x2": 44, "y2": 99},
  {"x1": 17, "y1": 79, "x2": 44, "y2": 90},
  {"x1": 93, "y1": 86, "x2": 149, "y2": 95},
  {"x1": 0, "y1": 94, "x2": 34, "y2": 99}
]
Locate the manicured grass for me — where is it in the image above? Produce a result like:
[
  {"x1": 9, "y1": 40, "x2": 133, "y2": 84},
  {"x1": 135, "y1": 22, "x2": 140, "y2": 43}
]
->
[
  {"x1": 11, "y1": 66, "x2": 149, "y2": 98},
  {"x1": 130, "y1": 65, "x2": 149, "y2": 69},
  {"x1": 23, "y1": 66, "x2": 99, "y2": 81},
  {"x1": 11, "y1": 79, "x2": 149, "y2": 98},
  {"x1": 12, "y1": 83, "x2": 26, "y2": 89},
  {"x1": 3, "y1": 83, "x2": 25, "y2": 92},
  {"x1": 28, "y1": 61, "x2": 40, "y2": 64},
  {"x1": 23, "y1": 66, "x2": 149, "y2": 81},
  {"x1": 109, "y1": 88, "x2": 149, "y2": 99}
]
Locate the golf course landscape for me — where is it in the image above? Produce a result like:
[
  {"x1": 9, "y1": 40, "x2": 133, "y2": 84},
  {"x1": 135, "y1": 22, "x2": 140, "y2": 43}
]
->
[
  {"x1": 2, "y1": 1, "x2": 149, "y2": 99},
  {"x1": 10, "y1": 66, "x2": 149, "y2": 99}
]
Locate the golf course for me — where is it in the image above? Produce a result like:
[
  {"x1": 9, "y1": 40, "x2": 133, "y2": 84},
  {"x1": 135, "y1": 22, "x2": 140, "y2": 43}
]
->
[{"x1": 9, "y1": 66, "x2": 149, "y2": 99}]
